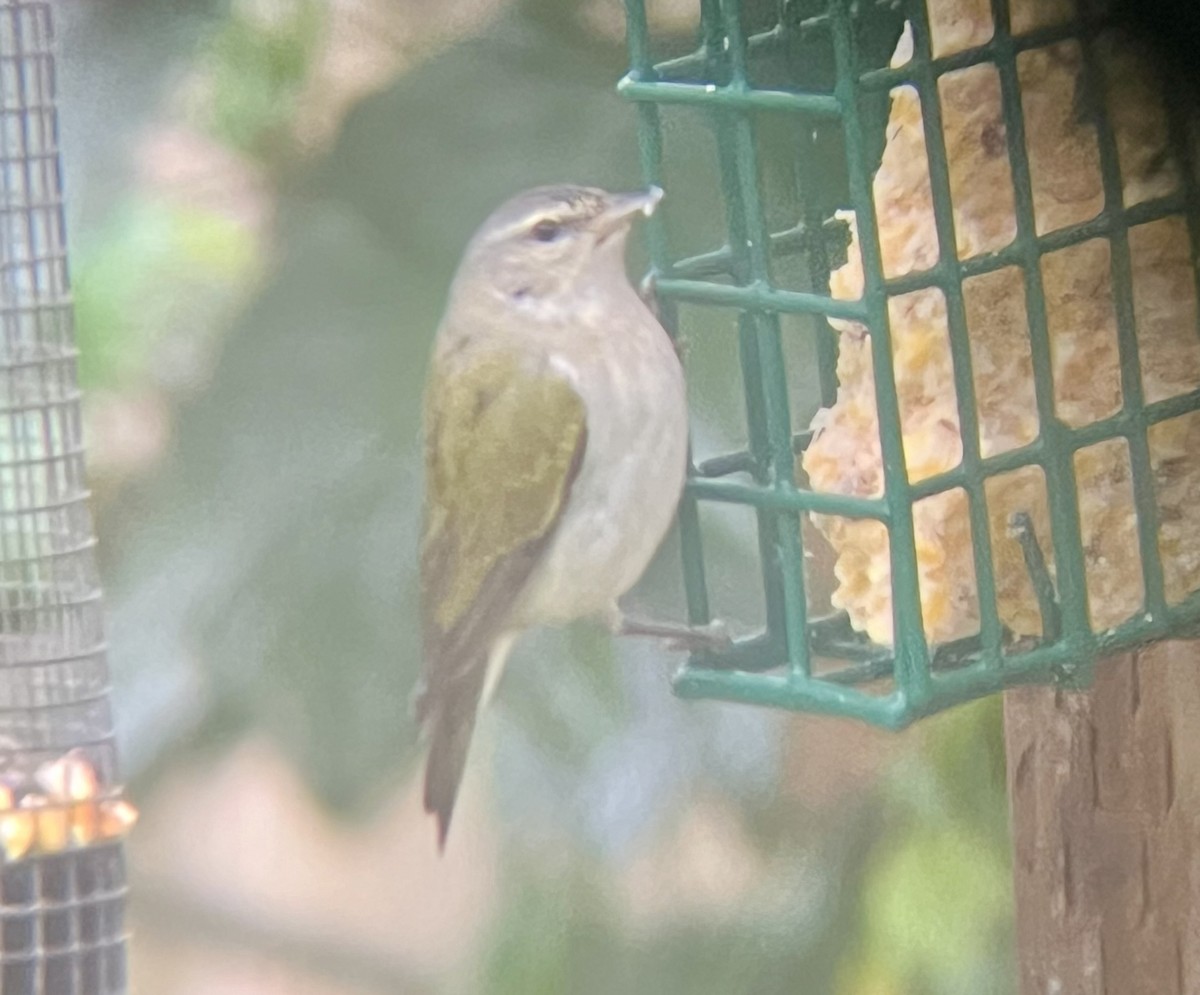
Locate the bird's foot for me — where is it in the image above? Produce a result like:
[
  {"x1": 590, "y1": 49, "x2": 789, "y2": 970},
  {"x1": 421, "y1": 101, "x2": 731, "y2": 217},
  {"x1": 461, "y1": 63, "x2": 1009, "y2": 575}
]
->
[{"x1": 614, "y1": 613, "x2": 733, "y2": 654}]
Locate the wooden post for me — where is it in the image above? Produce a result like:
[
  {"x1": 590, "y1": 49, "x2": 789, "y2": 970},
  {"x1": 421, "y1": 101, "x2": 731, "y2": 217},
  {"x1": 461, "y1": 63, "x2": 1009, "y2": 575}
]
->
[{"x1": 1004, "y1": 641, "x2": 1200, "y2": 994}]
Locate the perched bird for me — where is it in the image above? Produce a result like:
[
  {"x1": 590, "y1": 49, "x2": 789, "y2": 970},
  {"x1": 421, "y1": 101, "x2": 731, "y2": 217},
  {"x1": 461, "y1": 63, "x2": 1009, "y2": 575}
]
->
[{"x1": 415, "y1": 184, "x2": 706, "y2": 848}]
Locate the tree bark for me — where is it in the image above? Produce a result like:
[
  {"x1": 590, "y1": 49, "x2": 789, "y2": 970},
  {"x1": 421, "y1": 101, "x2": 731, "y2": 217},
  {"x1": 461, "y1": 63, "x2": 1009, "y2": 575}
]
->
[{"x1": 1004, "y1": 641, "x2": 1200, "y2": 994}]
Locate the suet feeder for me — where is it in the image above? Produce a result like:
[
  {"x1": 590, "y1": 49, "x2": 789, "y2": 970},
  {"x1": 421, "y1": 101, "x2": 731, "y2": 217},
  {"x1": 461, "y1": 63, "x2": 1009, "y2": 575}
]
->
[
  {"x1": 1, "y1": 2, "x2": 131, "y2": 992},
  {"x1": 621, "y1": 0, "x2": 1200, "y2": 726}
]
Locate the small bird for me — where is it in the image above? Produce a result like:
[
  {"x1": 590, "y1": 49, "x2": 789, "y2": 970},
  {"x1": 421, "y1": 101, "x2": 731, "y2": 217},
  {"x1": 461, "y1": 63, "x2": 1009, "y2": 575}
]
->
[{"x1": 415, "y1": 184, "x2": 712, "y2": 848}]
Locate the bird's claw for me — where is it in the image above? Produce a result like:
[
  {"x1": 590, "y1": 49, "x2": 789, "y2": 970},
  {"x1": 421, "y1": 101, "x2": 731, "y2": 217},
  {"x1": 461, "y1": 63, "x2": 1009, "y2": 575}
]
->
[
  {"x1": 615, "y1": 613, "x2": 733, "y2": 654},
  {"x1": 665, "y1": 618, "x2": 733, "y2": 654}
]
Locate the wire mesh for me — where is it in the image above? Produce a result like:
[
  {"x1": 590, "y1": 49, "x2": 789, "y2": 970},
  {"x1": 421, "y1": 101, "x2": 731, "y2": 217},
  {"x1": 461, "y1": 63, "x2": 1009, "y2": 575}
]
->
[
  {"x1": 621, "y1": 0, "x2": 1200, "y2": 724},
  {"x1": 0, "y1": 1, "x2": 128, "y2": 991}
]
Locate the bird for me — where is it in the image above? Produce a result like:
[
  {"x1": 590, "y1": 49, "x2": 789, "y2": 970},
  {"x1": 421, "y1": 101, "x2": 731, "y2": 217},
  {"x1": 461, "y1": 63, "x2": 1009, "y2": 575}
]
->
[{"x1": 414, "y1": 184, "x2": 715, "y2": 848}]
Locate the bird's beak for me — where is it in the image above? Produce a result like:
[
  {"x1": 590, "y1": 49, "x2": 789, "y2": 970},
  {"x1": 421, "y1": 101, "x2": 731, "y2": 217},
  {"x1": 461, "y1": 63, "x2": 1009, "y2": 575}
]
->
[{"x1": 595, "y1": 186, "x2": 664, "y2": 239}]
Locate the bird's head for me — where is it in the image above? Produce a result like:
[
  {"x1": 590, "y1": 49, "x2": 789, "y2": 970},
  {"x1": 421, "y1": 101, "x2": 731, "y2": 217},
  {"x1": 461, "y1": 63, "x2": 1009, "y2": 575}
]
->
[{"x1": 455, "y1": 184, "x2": 662, "y2": 304}]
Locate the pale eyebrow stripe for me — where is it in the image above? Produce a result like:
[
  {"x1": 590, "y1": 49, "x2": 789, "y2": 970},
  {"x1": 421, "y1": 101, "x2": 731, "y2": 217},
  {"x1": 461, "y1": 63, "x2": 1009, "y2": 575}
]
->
[{"x1": 494, "y1": 205, "x2": 594, "y2": 241}]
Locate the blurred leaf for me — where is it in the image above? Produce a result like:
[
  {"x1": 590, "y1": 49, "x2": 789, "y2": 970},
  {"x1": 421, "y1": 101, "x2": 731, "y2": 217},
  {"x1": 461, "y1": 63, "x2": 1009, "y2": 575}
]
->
[
  {"x1": 199, "y1": 0, "x2": 322, "y2": 160},
  {"x1": 58, "y1": 1, "x2": 226, "y2": 231},
  {"x1": 863, "y1": 824, "x2": 1011, "y2": 992},
  {"x1": 498, "y1": 627, "x2": 628, "y2": 770},
  {"x1": 482, "y1": 861, "x2": 609, "y2": 995},
  {"x1": 839, "y1": 700, "x2": 1014, "y2": 995},
  {"x1": 483, "y1": 820, "x2": 872, "y2": 995},
  {"x1": 73, "y1": 196, "x2": 259, "y2": 389}
]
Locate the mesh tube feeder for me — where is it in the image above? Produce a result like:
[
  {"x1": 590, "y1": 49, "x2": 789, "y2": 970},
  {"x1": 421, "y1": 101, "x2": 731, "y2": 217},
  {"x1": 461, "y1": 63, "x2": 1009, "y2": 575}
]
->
[
  {"x1": 621, "y1": 0, "x2": 1200, "y2": 726},
  {"x1": 1, "y1": 2, "x2": 131, "y2": 992}
]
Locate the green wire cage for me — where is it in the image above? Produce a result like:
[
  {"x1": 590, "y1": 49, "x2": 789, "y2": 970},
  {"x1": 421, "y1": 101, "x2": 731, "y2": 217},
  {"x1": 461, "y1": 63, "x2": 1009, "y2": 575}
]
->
[{"x1": 620, "y1": 0, "x2": 1200, "y2": 726}]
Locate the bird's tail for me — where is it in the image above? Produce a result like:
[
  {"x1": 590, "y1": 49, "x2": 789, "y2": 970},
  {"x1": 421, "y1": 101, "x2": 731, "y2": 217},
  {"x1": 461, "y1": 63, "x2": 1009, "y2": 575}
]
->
[
  {"x1": 423, "y1": 692, "x2": 479, "y2": 851},
  {"x1": 421, "y1": 637, "x2": 515, "y2": 850}
]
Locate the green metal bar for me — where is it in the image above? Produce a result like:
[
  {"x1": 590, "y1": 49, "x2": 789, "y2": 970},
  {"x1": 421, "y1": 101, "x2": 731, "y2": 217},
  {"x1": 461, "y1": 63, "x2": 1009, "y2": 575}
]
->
[
  {"x1": 989, "y1": 0, "x2": 1095, "y2": 668},
  {"x1": 673, "y1": 665, "x2": 911, "y2": 727},
  {"x1": 909, "y1": 441, "x2": 1044, "y2": 499},
  {"x1": 624, "y1": 0, "x2": 1200, "y2": 720},
  {"x1": 904, "y1": 3, "x2": 1003, "y2": 657},
  {"x1": 791, "y1": 429, "x2": 815, "y2": 456},
  {"x1": 1159, "y1": 43, "x2": 1200, "y2": 629},
  {"x1": 695, "y1": 631, "x2": 784, "y2": 672},
  {"x1": 773, "y1": 2, "x2": 845, "y2": 415},
  {"x1": 1119, "y1": 587, "x2": 1200, "y2": 648},
  {"x1": 672, "y1": 0, "x2": 782, "y2": 662},
  {"x1": 697, "y1": 0, "x2": 790, "y2": 668},
  {"x1": 699, "y1": 0, "x2": 724, "y2": 69},
  {"x1": 809, "y1": 611, "x2": 893, "y2": 663},
  {"x1": 649, "y1": 47, "x2": 709, "y2": 80},
  {"x1": 804, "y1": 214, "x2": 841, "y2": 410},
  {"x1": 618, "y1": 76, "x2": 843, "y2": 117},
  {"x1": 1010, "y1": 511, "x2": 1063, "y2": 641},
  {"x1": 924, "y1": 640, "x2": 1088, "y2": 706},
  {"x1": 676, "y1": 486, "x2": 715, "y2": 626},
  {"x1": 652, "y1": 22, "x2": 786, "y2": 80},
  {"x1": 818, "y1": 657, "x2": 897, "y2": 685},
  {"x1": 622, "y1": 0, "x2": 653, "y2": 79},
  {"x1": 703, "y1": 420, "x2": 932, "y2": 481},
  {"x1": 881, "y1": 191, "x2": 1187, "y2": 295},
  {"x1": 1006, "y1": 386, "x2": 1200, "y2": 455},
  {"x1": 829, "y1": 0, "x2": 931, "y2": 705},
  {"x1": 688, "y1": 475, "x2": 889, "y2": 518},
  {"x1": 1075, "y1": 31, "x2": 1167, "y2": 620},
  {"x1": 633, "y1": 117, "x2": 671, "y2": 270},
  {"x1": 716, "y1": 0, "x2": 813, "y2": 678},
  {"x1": 773, "y1": 2, "x2": 849, "y2": 415},
  {"x1": 669, "y1": 221, "x2": 811, "y2": 280},
  {"x1": 653, "y1": 277, "x2": 870, "y2": 320},
  {"x1": 1143, "y1": 385, "x2": 1200, "y2": 425},
  {"x1": 732, "y1": 310, "x2": 773, "y2": 474},
  {"x1": 696, "y1": 449, "x2": 760, "y2": 478},
  {"x1": 676, "y1": 579, "x2": 1200, "y2": 721},
  {"x1": 814, "y1": 322, "x2": 840, "y2": 409},
  {"x1": 623, "y1": 0, "x2": 670, "y2": 271},
  {"x1": 906, "y1": 386, "x2": 1200, "y2": 503},
  {"x1": 856, "y1": 19, "x2": 1096, "y2": 93},
  {"x1": 624, "y1": 0, "x2": 717, "y2": 632}
]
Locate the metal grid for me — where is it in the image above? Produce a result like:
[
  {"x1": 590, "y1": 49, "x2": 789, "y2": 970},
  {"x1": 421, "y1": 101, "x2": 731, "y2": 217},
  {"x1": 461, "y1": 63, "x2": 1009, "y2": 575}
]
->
[
  {"x1": 620, "y1": 0, "x2": 1200, "y2": 725},
  {"x1": 1, "y1": 1, "x2": 128, "y2": 991}
]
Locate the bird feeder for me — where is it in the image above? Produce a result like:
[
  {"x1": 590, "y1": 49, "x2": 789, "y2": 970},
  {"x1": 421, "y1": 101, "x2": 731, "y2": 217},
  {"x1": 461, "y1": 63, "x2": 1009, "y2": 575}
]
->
[
  {"x1": 620, "y1": 0, "x2": 1200, "y2": 726},
  {"x1": 1, "y1": 2, "x2": 132, "y2": 992}
]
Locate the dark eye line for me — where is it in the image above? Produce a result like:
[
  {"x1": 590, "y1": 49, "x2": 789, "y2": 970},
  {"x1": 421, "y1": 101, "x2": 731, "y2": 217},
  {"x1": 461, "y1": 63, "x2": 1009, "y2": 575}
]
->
[{"x1": 529, "y1": 218, "x2": 565, "y2": 242}]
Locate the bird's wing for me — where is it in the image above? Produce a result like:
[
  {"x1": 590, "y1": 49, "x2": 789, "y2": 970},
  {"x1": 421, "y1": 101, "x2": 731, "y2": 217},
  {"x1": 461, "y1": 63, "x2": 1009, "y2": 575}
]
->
[{"x1": 416, "y1": 347, "x2": 587, "y2": 843}]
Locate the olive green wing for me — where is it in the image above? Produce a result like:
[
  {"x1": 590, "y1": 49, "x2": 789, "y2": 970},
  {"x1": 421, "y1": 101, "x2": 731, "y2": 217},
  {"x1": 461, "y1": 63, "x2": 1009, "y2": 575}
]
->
[{"x1": 415, "y1": 349, "x2": 587, "y2": 844}]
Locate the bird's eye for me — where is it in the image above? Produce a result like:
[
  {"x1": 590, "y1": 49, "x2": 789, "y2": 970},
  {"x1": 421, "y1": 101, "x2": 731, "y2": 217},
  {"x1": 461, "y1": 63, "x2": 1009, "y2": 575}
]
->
[{"x1": 529, "y1": 219, "x2": 563, "y2": 242}]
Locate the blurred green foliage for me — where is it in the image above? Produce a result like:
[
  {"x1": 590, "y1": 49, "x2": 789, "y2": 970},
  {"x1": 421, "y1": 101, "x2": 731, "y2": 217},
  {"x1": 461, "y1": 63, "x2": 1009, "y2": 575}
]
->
[
  {"x1": 73, "y1": 198, "x2": 258, "y2": 389},
  {"x1": 201, "y1": 0, "x2": 321, "y2": 160},
  {"x1": 483, "y1": 812, "x2": 872, "y2": 995},
  {"x1": 842, "y1": 699, "x2": 1013, "y2": 995}
]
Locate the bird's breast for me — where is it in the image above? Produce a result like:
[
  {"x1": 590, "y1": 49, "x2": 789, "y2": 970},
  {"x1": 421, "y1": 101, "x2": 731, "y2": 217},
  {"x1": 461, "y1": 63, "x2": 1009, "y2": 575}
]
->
[{"x1": 516, "y1": 312, "x2": 688, "y2": 625}]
